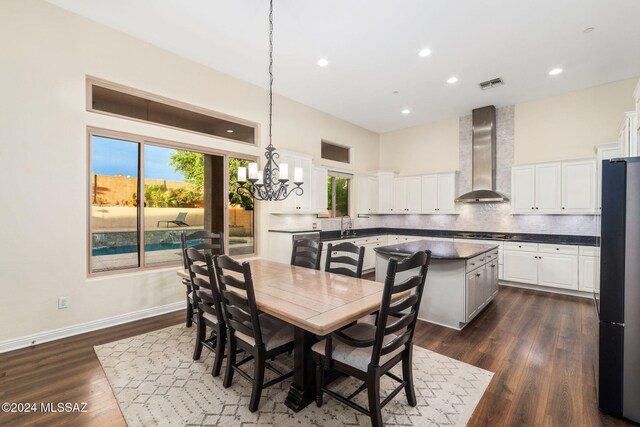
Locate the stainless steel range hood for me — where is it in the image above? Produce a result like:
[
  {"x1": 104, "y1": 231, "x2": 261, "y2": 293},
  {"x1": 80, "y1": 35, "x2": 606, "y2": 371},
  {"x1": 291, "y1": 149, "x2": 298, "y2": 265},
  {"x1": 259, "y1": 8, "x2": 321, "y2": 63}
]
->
[{"x1": 456, "y1": 105, "x2": 508, "y2": 203}]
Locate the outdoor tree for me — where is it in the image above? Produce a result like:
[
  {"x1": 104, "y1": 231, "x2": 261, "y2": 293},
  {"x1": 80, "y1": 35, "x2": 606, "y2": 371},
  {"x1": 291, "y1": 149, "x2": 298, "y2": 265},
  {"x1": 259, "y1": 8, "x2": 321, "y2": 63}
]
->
[{"x1": 228, "y1": 158, "x2": 254, "y2": 210}]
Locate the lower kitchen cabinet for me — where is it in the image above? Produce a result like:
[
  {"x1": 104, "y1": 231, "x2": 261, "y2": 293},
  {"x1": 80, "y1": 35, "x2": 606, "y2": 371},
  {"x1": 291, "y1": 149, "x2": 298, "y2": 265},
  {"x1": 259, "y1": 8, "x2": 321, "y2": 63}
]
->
[
  {"x1": 537, "y1": 253, "x2": 579, "y2": 290},
  {"x1": 579, "y1": 255, "x2": 600, "y2": 293},
  {"x1": 503, "y1": 250, "x2": 538, "y2": 284},
  {"x1": 466, "y1": 268, "x2": 482, "y2": 321}
]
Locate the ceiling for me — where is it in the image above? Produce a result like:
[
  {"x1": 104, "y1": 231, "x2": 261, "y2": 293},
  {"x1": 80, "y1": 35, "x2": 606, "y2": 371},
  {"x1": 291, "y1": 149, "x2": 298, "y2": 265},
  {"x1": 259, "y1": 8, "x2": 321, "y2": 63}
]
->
[{"x1": 47, "y1": 0, "x2": 640, "y2": 133}]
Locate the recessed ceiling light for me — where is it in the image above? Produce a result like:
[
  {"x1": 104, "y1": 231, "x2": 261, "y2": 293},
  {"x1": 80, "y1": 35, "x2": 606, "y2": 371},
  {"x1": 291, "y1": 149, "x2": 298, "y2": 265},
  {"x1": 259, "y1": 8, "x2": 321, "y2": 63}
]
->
[
  {"x1": 226, "y1": 129, "x2": 234, "y2": 133},
  {"x1": 401, "y1": 109, "x2": 411, "y2": 115},
  {"x1": 418, "y1": 48, "x2": 432, "y2": 57},
  {"x1": 393, "y1": 91, "x2": 399, "y2": 95},
  {"x1": 447, "y1": 76, "x2": 458, "y2": 84},
  {"x1": 548, "y1": 68, "x2": 563, "y2": 76},
  {"x1": 583, "y1": 27, "x2": 595, "y2": 33},
  {"x1": 317, "y1": 58, "x2": 329, "y2": 67}
]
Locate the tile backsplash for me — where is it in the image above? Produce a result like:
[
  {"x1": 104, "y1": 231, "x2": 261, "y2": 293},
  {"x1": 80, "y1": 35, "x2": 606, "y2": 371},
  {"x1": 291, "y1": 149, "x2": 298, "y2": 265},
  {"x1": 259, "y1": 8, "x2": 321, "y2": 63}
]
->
[{"x1": 270, "y1": 105, "x2": 600, "y2": 237}]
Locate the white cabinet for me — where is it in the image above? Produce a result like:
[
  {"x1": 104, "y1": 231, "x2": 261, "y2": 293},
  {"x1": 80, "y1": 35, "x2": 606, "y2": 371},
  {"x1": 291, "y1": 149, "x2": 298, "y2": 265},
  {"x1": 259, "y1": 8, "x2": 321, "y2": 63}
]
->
[
  {"x1": 537, "y1": 253, "x2": 579, "y2": 290},
  {"x1": 561, "y1": 160, "x2": 597, "y2": 214},
  {"x1": 579, "y1": 255, "x2": 600, "y2": 293},
  {"x1": 321, "y1": 235, "x2": 385, "y2": 273},
  {"x1": 466, "y1": 268, "x2": 483, "y2": 321},
  {"x1": 596, "y1": 144, "x2": 621, "y2": 212},
  {"x1": 535, "y1": 163, "x2": 562, "y2": 213},
  {"x1": 503, "y1": 250, "x2": 538, "y2": 284},
  {"x1": 421, "y1": 172, "x2": 457, "y2": 214},
  {"x1": 376, "y1": 172, "x2": 395, "y2": 214},
  {"x1": 272, "y1": 151, "x2": 315, "y2": 214},
  {"x1": 512, "y1": 160, "x2": 597, "y2": 214},
  {"x1": 312, "y1": 167, "x2": 328, "y2": 214},
  {"x1": 357, "y1": 175, "x2": 379, "y2": 215},
  {"x1": 619, "y1": 111, "x2": 638, "y2": 157},
  {"x1": 393, "y1": 176, "x2": 422, "y2": 213}
]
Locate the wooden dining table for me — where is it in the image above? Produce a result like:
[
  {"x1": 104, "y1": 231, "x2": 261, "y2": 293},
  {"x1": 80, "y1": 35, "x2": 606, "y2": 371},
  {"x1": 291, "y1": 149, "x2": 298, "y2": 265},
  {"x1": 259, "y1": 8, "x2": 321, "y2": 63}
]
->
[{"x1": 177, "y1": 258, "x2": 397, "y2": 412}]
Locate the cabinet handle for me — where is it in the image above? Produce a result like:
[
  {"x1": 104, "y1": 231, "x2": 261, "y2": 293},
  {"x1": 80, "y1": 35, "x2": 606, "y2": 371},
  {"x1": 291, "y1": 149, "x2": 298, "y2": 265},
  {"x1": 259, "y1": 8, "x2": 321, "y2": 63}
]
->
[
  {"x1": 470, "y1": 263, "x2": 476, "y2": 266},
  {"x1": 480, "y1": 258, "x2": 485, "y2": 261},
  {"x1": 493, "y1": 251, "x2": 498, "y2": 255},
  {"x1": 556, "y1": 248, "x2": 559, "y2": 251},
  {"x1": 562, "y1": 207, "x2": 565, "y2": 210},
  {"x1": 536, "y1": 207, "x2": 539, "y2": 210},
  {"x1": 518, "y1": 245, "x2": 522, "y2": 248},
  {"x1": 531, "y1": 207, "x2": 534, "y2": 210},
  {"x1": 476, "y1": 273, "x2": 481, "y2": 277},
  {"x1": 491, "y1": 264, "x2": 496, "y2": 268}
]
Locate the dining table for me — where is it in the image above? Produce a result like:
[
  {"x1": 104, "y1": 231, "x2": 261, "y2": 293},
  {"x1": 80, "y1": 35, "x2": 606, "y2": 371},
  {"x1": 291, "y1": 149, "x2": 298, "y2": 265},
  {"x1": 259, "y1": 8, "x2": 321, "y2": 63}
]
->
[{"x1": 177, "y1": 258, "x2": 401, "y2": 412}]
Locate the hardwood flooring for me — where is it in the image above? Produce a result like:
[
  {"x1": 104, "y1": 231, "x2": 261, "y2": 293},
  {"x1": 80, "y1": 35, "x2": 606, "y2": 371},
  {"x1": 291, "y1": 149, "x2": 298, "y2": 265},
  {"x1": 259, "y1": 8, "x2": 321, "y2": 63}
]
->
[{"x1": 0, "y1": 286, "x2": 633, "y2": 426}]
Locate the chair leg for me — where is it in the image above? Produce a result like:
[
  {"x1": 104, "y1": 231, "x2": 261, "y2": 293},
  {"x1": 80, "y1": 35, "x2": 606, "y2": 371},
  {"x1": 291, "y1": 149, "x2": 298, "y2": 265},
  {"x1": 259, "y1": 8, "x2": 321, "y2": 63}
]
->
[
  {"x1": 185, "y1": 291, "x2": 193, "y2": 327},
  {"x1": 192, "y1": 314, "x2": 205, "y2": 360},
  {"x1": 211, "y1": 326, "x2": 225, "y2": 377},
  {"x1": 367, "y1": 375, "x2": 383, "y2": 427},
  {"x1": 402, "y1": 346, "x2": 417, "y2": 406},
  {"x1": 249, "y1": 351, "x2": 265, "y2": 412},
  {"x1": 315, "y1": 359, "x2": 324, "y2": 407},
  {"x1": 223, "y1": 337, "x2": 236, "y2": 388}
]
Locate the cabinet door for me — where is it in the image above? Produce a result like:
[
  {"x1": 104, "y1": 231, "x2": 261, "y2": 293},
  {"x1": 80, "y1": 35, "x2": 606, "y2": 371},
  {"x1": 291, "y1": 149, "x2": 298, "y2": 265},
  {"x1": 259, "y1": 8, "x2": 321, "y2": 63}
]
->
[
  {"x1": 362, "y1": 243, "x2": 380, "y2": 271},
  {"x1": 296, "y1": 157, "x2": 314, "y2": 212},
  {"x1": 503, "y1": 251, "x2": 538, "y2": 284},
  {"x1": 562, "y1": 160, "x2": 596, "y2": 214},
  {"x1": 466, "y1": 270, "x2": 480, "y2": 321},
  {"x1": 356, "y1": 175, "x2": 369, "y2": 215},
  {"x1": 538, "y1": 253, "x2": 579, "y2": 290},
  {"x1": 393, "y1": 178, "x2": 408, "y2": 213},
  {"x1": 406, "y1": 176, "x2": 422, "y2": 213},
  {"x1": 535, "y1": 163, "x2": 562, "y2": 213},
  {"x1": 596, "y1": 144, "x2": 621, "y2": 211},
  {"x1": 367, "y1": 176, "x2": 378, "y2": 214},
  {"x1": 313, "y1": 167, "x2": 328, "y2": 214},
  {"x1": 579, "y1": 256, "x2": 599, "y2": 292},
  {"x1": 377, "y1": 173, "x2": 394, "y2": 213},
  {"x1": 488, "y1": 261, "x2": 499, "y2": 298},
  {"x1": 278, "y1": 154, "x2": 299, "y2": 213},
  {"x1": 421, "y1": 175, "x2": 438, "y2": 213},
  {"x1": 511, "y1": 165, "x2": 535, "y2": 213},
  {"x1": 437, "y1": 173, "x2": 456, "y2": 213}
]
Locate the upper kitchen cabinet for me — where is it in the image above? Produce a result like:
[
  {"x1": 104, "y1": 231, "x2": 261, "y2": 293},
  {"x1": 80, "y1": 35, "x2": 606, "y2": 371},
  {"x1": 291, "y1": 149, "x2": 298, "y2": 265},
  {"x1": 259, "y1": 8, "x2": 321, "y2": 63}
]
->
[
  {"x1": 596, "y1": 143, "x2": 621, "y2": 212},
  {"x1": 393, "y1": 176, "x2": 421, "y2": 213},
  {"x1": 421, "y1": 172, "x2": 457, "y2": 214},
  {"x1": 512, "y1": 160, "x2": 597, "y2": 214},
  {"x1": 619, "y1": 111, "x2": 638, "y2": 157},
  {"x1": 269, "y1": 150, "x2": 324, "y2": 214},
  {"x1": 356, "y1": 174, "x2": 378, "y2": 215},
  {"x1": 562, "y1": 160, "x2": 597, "y2": 213},
  {"x1": 376, "y1": 172, "x2": 396, "y2": 214}
]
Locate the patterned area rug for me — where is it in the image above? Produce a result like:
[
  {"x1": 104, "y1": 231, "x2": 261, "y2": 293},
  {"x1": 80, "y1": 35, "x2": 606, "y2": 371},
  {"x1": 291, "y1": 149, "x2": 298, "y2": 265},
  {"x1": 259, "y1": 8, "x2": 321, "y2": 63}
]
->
[{"x1": 94, "y1": 325, "x2": 492, "y2": 426}]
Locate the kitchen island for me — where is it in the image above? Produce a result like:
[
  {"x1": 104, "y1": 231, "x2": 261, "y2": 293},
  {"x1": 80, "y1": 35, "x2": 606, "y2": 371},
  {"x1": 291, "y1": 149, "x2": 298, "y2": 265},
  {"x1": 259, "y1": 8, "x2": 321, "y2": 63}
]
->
[{"x1": 375, "y1": 239, "x2": 499, "y2": 330}]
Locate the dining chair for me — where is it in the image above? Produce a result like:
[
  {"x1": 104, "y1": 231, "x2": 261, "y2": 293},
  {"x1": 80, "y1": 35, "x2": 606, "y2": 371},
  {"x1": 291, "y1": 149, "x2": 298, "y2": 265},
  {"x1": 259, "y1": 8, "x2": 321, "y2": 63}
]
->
[
  {"x1": 324, "y1": 241, "x2": 365, "y2": 278},
  {"x1": 312, "y1": 250, "x2": 432, "y2": 427},
  {"x1": 180, "y1": 231, "x2": 224, "y2": 327},
  {"x1": 213, "y1": 255, "x2": 295, "y2": 412},
  {"x1": 184, "y1": 248, "x2": 226, "y2": 376},
  {"x1": 290, "y1": 238, "x2": 323, "y2": 270}
]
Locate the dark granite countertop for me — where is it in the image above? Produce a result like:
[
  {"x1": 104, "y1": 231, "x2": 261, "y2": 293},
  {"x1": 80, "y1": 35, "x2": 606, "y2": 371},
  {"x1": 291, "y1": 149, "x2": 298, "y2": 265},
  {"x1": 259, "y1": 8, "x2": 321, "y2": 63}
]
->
[
  {"x1": 374, "y1": 240, "x2": 498, "y2": 260},
  {"x1": 268, "y1": 229, "x2": 319, "y2": 234},
  {"x1": 319, "y1": 227, "x2": 599, "y2": 246}
]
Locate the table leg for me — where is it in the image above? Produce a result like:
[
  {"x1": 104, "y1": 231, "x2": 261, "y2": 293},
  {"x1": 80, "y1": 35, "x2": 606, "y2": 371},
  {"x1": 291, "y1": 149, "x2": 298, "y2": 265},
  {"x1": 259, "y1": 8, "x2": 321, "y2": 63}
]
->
[{"x1": 284, "y1": 327, "x2": 317, "y2": 412}]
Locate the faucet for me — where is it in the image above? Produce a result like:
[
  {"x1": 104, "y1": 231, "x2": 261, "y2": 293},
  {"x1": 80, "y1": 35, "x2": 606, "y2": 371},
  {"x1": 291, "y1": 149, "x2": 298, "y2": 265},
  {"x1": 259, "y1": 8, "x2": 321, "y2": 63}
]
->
[{"x1": 340, "y1": 215, "x2": 353, "y2": 237}]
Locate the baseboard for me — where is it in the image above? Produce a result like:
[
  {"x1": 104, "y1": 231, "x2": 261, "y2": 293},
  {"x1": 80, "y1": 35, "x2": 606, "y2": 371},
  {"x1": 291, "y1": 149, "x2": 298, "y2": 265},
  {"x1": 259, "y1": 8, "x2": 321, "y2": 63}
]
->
[
  {"x1": 0, "y1": 301, "x2": 186, "y2": 354},
  {"x1": 499, "y1": 281, "x2": 593, "y2": 299}
]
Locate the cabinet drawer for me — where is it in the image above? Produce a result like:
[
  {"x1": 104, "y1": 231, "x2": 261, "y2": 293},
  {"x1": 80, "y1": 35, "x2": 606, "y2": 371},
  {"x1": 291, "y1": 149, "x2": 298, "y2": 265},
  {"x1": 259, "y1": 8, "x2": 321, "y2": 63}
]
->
[
  {"x1": 466, "y1": 253, "x2": 489, "y2": 272},
  {"x1": 354, "y1": 236, "x2": 383, "y2": 245},
  {"x1": 579, "y1": 246, "x2": 600, "y2": 257},
  {"x1": 539, "y1": 244, "x2": 579, "y2": 255},
  {"x1": 504, "y1": 242, "x2": 538, "y2": 252}
]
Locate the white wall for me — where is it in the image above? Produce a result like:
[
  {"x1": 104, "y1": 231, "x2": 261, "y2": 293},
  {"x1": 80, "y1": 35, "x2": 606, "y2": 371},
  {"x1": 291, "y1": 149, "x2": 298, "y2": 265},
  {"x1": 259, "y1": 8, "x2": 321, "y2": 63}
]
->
[
  {"x1": 379, "y1": 117, "x2": 459, "y2": 175},
  {"x1": 0, "y1": 0, "x2": 379, "y2": 343}
]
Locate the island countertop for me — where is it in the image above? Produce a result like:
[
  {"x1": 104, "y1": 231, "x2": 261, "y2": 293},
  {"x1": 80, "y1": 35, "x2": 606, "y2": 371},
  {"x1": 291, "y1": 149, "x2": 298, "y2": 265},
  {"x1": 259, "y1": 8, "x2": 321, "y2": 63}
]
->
[{"x1": 374, "y1": 239, "x2": 498, "y2": 260}]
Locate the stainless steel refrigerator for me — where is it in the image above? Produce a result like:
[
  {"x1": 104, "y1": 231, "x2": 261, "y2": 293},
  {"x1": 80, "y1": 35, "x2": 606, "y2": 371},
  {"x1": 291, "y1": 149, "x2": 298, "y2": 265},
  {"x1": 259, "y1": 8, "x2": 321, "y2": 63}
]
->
[{"x1": 597, "y1": 157, "x2": 640, "y2": 423}]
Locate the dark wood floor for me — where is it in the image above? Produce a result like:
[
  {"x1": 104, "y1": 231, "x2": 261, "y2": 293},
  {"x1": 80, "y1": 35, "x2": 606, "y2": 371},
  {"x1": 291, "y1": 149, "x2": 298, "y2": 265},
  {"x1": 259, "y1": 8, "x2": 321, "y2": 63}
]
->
[{"x1": 0, "y1": 286, "x2": 633, "y2": 426}]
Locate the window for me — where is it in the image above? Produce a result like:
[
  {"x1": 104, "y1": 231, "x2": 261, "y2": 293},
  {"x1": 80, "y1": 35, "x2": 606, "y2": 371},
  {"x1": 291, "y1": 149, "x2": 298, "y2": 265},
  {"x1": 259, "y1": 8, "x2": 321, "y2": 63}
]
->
[
  {"x1": 321, "y1": 140, "x2": 350, "y2": 164},
  {"x1": 89, "y1": 130, "x2": 256, "y2": 274},
  {"x1": 88, "y1": 78, "x2": 257, "y2": 144},
  {"x1": 327, "y1": 172, "x2": 351, "y2": 217}
]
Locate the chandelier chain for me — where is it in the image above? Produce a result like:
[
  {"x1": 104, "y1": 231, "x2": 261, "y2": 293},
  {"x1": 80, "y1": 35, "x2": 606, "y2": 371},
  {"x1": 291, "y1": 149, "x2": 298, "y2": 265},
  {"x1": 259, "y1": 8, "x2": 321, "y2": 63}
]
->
[{"x1": 268, "y1": 0, "x2": 274, "y2": 148}]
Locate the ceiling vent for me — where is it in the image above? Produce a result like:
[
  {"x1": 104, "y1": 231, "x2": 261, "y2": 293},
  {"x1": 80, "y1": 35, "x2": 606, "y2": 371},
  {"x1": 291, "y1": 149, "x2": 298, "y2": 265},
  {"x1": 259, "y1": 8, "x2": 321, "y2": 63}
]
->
[{"x1": 479, "y1": 78, "x2": 504, "y2": 90}]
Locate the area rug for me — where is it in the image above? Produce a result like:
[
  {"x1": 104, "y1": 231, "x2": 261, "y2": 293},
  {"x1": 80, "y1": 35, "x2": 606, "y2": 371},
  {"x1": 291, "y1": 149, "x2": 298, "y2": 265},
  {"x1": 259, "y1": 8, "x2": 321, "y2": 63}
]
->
[{"x1": 94, "y1": 324, "x2": 492, "y2": 426}]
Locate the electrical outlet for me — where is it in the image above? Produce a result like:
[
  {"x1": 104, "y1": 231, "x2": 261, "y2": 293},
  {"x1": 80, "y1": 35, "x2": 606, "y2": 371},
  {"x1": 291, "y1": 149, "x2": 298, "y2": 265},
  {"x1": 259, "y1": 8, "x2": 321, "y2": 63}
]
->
[{"x1": 58, "y1": 296, "x2": 69, "y2": 309}]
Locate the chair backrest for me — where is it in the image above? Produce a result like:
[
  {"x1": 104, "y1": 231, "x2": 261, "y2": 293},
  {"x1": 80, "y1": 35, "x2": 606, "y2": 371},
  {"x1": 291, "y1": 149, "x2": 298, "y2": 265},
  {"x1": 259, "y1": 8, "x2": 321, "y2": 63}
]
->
[
  {"x1": 181, "y1": 231, "x2": 225, "y2": 269},
  {"x1": 176, "y1": 212, "x2": 188, "y2": 222},
  {"x1": 324, "y1": 242, "x2": 365, "y2": 278},
  {"x1": 213, "y1": 255, "x2": 263, "y2": 348},
  {"x1": 371, "y1": 250, "x2": 431, "y2": 367},
  {"x1": 291, "y1": 238, "x2": 323, "y2": 270},
  {"x1": 185, "y1": 248, "x2": 224, "y2": 325}
]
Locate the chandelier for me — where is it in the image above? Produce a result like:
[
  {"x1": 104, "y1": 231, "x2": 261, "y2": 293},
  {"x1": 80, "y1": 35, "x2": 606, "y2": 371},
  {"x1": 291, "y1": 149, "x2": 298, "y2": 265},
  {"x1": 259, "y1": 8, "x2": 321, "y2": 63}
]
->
[{"x1": 236, "y1": 0, "x2": 303, "y2": 201}]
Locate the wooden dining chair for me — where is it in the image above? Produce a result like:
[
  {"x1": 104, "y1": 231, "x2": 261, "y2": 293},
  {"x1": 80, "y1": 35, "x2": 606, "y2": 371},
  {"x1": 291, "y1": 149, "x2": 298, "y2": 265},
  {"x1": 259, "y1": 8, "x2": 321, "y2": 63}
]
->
[
  {"x1": 312, "y1": 250, "x2": 432, "y2": 427},
  {"x1": 184, "y1": 248, "x2": 226, "y2": 377},
  {"x1": 213, "y1": 255, "x2": 295, "y2": 412},
  {"x1": 180, "y1": 231, "x2": 224, "y2": 327},
  {"x1": 324, "y1": 242, "x2": 365, "y2": 278},
  {"x1": 290, "y1": 238, "x2": 323, "y2": 270}
]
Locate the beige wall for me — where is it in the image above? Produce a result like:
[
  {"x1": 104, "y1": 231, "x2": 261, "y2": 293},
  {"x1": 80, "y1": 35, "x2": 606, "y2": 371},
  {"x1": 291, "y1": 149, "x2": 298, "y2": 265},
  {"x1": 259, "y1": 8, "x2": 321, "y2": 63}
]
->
[
  {"x1": 0, "y1": 0, "x2": 378, "y2": 343},
  {"x1": 379, "y1": 117, "x2": 459, "y2": 175},
  {"x1": 514, "y1": 78, "x2": 638, "y2": 164}
]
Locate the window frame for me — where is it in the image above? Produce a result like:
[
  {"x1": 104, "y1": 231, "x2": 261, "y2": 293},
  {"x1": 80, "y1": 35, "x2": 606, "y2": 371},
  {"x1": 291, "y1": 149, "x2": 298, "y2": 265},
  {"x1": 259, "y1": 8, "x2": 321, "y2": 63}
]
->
[
  {"x1": 86, "y1": 76, "x2": 260, "y2": 147},
  {"x1": 321, "y1": 140, "x2": 351, "y2": 164},
  {"x1": 87, "y1": 126, "x2": 258, "y2": 277},
  {"x1": 326, "y1": 171, "x2": 353, "y2": 218}
]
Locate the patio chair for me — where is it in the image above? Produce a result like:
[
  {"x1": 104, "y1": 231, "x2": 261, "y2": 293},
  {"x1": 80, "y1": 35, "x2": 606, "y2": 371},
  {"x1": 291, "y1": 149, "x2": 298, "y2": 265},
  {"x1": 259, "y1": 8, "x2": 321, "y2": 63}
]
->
[{"x1": 157, "y1": 212, "x2": 189, "y2": 228}]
